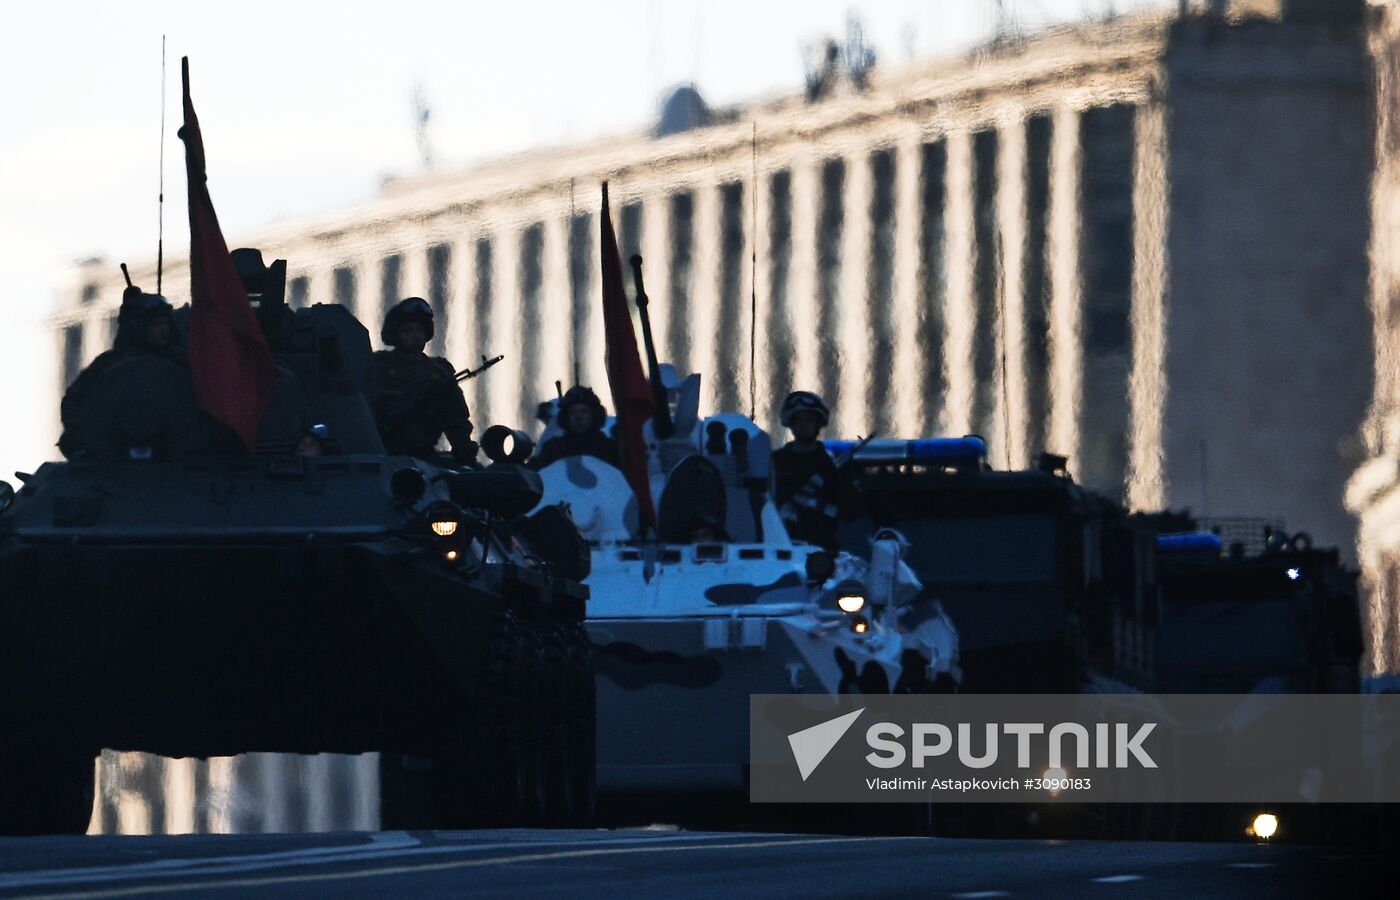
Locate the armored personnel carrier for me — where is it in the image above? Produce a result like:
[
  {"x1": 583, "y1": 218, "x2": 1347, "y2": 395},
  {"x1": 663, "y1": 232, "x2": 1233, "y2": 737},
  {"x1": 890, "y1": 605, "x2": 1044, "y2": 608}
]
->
[
  {"x1": 530, "y1": 371, "x2": 959, "y2": 800},
  {"x1": 0, "y1": 261, "x2": 592, "y2": 835},
  {"x1": 836, "y1": 443, "x2": 1156, "y2": 693}
]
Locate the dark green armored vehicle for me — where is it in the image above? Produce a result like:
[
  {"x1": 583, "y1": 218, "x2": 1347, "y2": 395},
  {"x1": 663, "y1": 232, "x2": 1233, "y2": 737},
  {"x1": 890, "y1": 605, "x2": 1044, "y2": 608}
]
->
[{"x1": 0, "y1": 270, "x2": 593, "y2": 835}]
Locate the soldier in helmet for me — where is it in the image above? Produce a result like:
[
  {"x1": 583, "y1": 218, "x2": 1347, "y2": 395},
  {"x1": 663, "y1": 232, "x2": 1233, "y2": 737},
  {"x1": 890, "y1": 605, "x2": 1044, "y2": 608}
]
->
[
  {"x1": 771, "y1": 390, "x2": 843, "y2": 551},
  {"x1": 59, "y1": 285, "x2": 181, "y2": 458},
  {"x1": 367, "y1": 297, "x2": 478, "y2": 465},
  {"x1": 530, "y1": 385, "x2": 620, "y2": 469}
]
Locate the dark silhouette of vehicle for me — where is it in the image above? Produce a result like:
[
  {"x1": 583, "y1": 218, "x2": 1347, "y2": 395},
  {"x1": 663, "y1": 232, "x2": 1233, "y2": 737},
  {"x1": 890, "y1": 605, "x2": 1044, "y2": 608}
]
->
[
  {"x1": 836, "y1": 442, "x2": 1156, "y2": 695},
  {"x1": 0, "y1": 287, "x2": 592, "y2": 835}
]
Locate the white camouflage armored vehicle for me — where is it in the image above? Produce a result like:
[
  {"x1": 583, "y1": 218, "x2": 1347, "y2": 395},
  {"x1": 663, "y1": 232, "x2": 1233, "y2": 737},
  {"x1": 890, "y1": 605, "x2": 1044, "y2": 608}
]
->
[{"x1": 530, "y1": 371, "x2": 959, "y2": 796}]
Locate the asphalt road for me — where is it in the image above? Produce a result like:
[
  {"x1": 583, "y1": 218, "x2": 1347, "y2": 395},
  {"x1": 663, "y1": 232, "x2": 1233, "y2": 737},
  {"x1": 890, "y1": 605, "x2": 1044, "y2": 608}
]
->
[{"x1": 0, "y1": 829, "x2": 1383, "y2": 899}]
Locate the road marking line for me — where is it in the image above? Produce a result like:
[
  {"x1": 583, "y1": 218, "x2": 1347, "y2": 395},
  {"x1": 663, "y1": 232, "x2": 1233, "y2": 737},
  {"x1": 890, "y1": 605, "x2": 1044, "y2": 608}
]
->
[
  {"x1": 950, "y1": 891, "x2": 1011, "y2": 898},
  {"x1": 1091, "y1": 875, "x2": 1143, "y2": 884},
  {"x1": 9, "y1": 836, "x2": 907, "y2": 899},
  {"x1": 1227, "y1": 863, "x2": 1276, "y2": 869},
  {"x1": 0, "y1": 831, "x2": 747, "y2": 890}
]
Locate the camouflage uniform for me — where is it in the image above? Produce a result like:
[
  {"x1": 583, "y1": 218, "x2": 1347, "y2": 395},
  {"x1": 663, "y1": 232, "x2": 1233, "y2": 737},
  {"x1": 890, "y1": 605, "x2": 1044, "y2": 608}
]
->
[
  {"x1": 367, "y1": 298, "x2": 476, "y2": 464},
  {"x1": 771, "y1": 390, "x2": 843, "y2": 551},
  {"x1": 59, "y1": 288, "x2": 180, "y2": 458}
]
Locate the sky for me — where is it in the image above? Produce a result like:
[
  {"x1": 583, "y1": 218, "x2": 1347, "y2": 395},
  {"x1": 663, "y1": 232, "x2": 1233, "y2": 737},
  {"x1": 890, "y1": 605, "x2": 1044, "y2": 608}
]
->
[{"x1": 0, "y1": 0, "x2": 1170, "y2": 481}]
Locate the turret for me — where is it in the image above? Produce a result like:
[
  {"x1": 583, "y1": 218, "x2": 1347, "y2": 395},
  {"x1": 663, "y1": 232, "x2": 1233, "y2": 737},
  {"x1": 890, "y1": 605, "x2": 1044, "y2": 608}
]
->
[{"x1": 59, "y1": 249, "x2": 385, "y2": 461}]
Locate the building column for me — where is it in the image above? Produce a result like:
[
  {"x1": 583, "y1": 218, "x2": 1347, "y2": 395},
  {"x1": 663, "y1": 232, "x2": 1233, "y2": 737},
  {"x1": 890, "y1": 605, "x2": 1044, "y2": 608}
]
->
[
  {"x1": 1126, "y1": 99, "x2": 1170, "y2": 511},
  {"x1": 162, "y1": 757, "x2": 197, "y2": 834},
  {"x1": 837, "y1": 150, "x2": 873, "y2": 439},
  {"x1": 997, "y1": 111, "x2": 1029, "y2": 470},
  {"x1": 890, "y1": 131, "x2": 925, "y2": 437},
  {"x1": 1046, "y1": 104, "x2": 1083, "y2": 465},
  {"x1": 204, "y1": 756, "x2": 235, "y2": 833},
  {"x1": 399, "y1": 241, "x2": 430, "y2": 301},
  {"x1": 639, "y1": 190, "x2": 673, "y2": 374},
  {"x1": 487, "y1": 227, "x2": 522, "y2": 430},
  {"x1": 355, "y1": 253, "x2": 381, "y2": 346},
  {"x1": 942, "y1": 131, "x2": 975, "y2": 436},
  {"x1": 538, "y1": 212, "x2": 573, "y2": 405},
  {"x1": 578, "y1": 210, "x2": 606, "y2": 390},
  {"x1": 690, "y1": 183, "x2": 722, "y2": 413}
]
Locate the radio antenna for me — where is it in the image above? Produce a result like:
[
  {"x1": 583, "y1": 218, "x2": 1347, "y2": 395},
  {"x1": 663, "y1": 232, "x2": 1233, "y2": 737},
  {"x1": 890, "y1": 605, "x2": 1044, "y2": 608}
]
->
[
  {"x1": 569, "y1": 177, "x2": 577, "y2": 383},
  {"x1": 156, "y1": 34, "x2": 167, "y2": 295},
  {"x1": 748, "y1": 121, "x2": 759, "y2": 420}
]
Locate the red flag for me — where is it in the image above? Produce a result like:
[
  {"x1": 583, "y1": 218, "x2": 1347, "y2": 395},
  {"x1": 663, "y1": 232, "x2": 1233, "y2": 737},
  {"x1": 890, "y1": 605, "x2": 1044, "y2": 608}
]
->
[
  {"x1": 599, "y1": 183, "x2": 657, "y2": 532},
  {"x1": 179, "y1": 58, "x2": 274, "y2": 452}
]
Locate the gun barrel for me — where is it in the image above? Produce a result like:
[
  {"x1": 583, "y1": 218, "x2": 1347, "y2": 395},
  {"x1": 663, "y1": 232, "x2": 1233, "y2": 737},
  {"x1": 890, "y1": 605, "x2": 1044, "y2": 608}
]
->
[{"x1": 824, "y1": 436, "x2": 986, "y2": 468}]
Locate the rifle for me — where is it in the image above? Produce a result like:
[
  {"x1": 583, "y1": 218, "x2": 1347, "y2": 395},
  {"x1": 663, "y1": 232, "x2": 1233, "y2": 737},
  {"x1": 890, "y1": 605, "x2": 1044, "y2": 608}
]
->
[{"x1": 453, "y1": 354, "x2": 504, "y2": 383}]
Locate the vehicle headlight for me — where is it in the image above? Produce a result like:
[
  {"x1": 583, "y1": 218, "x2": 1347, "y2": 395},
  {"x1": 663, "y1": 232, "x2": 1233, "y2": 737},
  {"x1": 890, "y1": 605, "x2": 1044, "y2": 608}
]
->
[
  {"x1": 1249, "y1": 813, "x2": 1278, "y2": 840},
  {"x1": 837, "y1": 593, "x2": 866, "y2": 614},
  {"x1": 431, "y1": 520, "x2": 459, "y2": 537}
]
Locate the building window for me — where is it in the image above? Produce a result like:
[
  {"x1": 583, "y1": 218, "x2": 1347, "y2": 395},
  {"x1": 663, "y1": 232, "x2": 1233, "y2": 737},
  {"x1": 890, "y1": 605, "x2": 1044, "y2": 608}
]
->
[
  {"x1": 1078, "y1": 102, "x2": 1137, "y2": 499},
  {"x1": 519, "y1": 223, "x2": 545, "y2": 424},
  {"x1": 765, "y1": 169, "x2": 794, "y2": 435},
  {"x1": 380, "y1": 254, "x2": 403, "y2": 319},
  {"x1": 816, "y1": 157, "x2": 845, "y2": 412},
  {"x1": 62, "y1": 323, "x2": 83, "y2": 388},
  {"x1": 80, "y1": 283, "x2": 98, "y2": 306},
  {"x1": 333, "y1": 266, "x2": 357, "y2": 313},
  {"x1": 666, "y1": 192, "x2": 692, "y2": 372},
  {"x1": 971, "y1": 129, "x2": 1000, "y2": 442},
  {"x1": 472, "y1": 237, "x2": 494, "y2": 427},
  {"x1": 920, "y1": 140, "x2": 948, "y2": 436},
  {"x1": 568, "y1": 212, "x2": 593, "y2": 382},
  {"x1": 716, "y1": 181, "x2": 746, "y2": 411},
  {"x1": 868, "y1": 148, "x2": 897, "y2": 435},
  {"x1": 1023, "y1": 114, "x2": 1053, "y2": 457},
  {"x1": 289, "y1": 275, "x2": 310, "y2": 310},
  {"x1": 428, "y1": 243, "x2": 451, "y2": 357}
]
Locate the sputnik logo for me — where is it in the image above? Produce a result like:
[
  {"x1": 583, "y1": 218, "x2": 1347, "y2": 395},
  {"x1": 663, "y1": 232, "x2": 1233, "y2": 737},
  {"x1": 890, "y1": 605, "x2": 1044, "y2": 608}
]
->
[{"x1": 787, "y1": 708, "x2": 864, "y2": 781}]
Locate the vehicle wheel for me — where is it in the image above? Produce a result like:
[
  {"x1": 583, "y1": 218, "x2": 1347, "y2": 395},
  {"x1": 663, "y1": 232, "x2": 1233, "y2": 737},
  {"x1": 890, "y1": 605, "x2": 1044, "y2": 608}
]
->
[
  {"x1": 566, "y1": 624, "x2": 596, "y2": 824},
  {"x1": 537, "y1": 627, "x2": 571, "y2": 825},
  {"x1": 0, "y1": 732, "x2": 95, "y2": 836},
  {"x1": 518, "y1": 622, "x2": 550, "y2": 825},
  {"x1": 430, "y1": 610, "x2": 528, "y2": 828}
]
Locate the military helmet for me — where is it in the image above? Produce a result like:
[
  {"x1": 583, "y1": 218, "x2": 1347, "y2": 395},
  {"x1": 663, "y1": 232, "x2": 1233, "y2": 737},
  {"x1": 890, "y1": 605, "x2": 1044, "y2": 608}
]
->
[
  {"x1": 780, "y1": 390, "x2": 829, "y2": 427},
  {"x1": 117, "y1": 286, "x2": 173, "y2": 326},
  {"x1": 559, "y1": 385, "x2": 607, "y2": 430},
  {"x1": 381, "y1": 297, "x2": 434, "y2": 345}
]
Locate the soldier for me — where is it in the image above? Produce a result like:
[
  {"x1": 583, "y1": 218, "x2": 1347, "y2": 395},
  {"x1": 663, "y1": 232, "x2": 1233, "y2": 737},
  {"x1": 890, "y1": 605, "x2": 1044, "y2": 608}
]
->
[
  {"x1": 58, "y1": 286, "x2": 180, "y2": 458},
  {"x1": 771, "y1": 390, "x2": 843, "y2": 551},
  {"x1": 367, "y1": 297, "x2": 478, "y2": 465},
  {"x1": 530, "y1": 385, "x2": 620, "y2": 469}
]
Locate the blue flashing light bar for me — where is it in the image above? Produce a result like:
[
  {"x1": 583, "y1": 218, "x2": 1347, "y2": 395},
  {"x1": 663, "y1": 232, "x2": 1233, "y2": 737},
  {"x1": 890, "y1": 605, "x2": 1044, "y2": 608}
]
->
[
  {"x1": 823, "y1": 437, "x2": 988, "y2": 467},
  {"x1": 1156, "y1": 532, "x2": 1223, "y2": 556}
]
